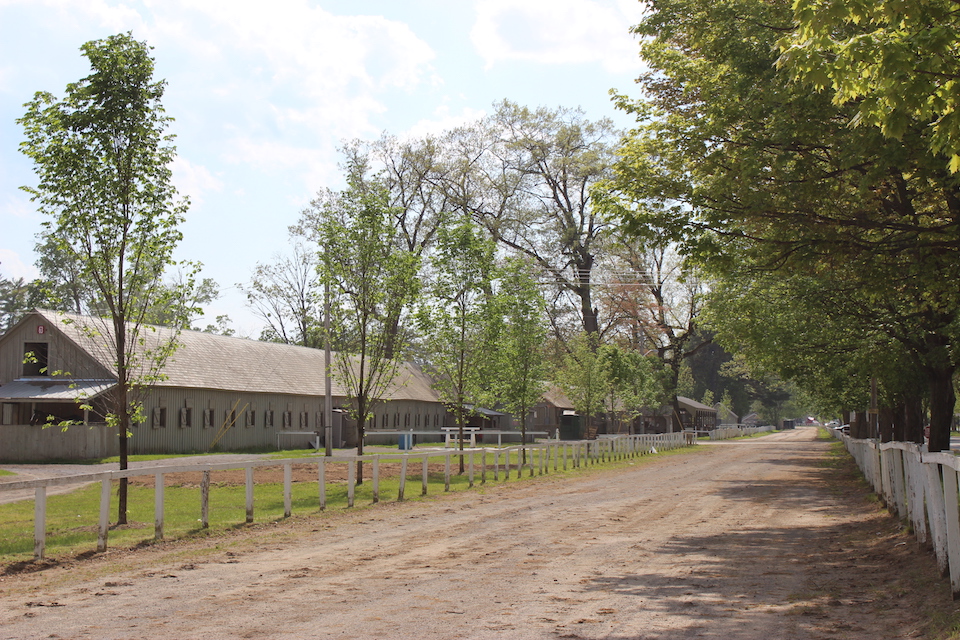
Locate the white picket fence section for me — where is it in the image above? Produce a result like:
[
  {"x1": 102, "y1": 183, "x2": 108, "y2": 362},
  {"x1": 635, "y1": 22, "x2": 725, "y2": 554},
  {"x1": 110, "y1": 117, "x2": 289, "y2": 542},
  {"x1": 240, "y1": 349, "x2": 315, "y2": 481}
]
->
[
  {"x1": 709, "y1": 425, "x2": 776, "y2": 440},
  {"x1": 0, "y1": 432, "x2": 691, "y2": 561},
  {"x1": 830, "y1": 430, "x2": 960, "y2": 598}
]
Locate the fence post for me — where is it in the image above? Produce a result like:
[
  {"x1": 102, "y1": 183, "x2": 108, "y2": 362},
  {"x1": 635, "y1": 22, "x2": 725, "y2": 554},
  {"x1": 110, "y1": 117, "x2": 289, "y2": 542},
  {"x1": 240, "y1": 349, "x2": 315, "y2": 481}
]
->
[
  {"x1": 155, "y1": 472, "x2": 165, "y2": 540},
  {"x1": 421, "y1": 454, "x2": 428, "y2": 496},
  {"x1": 444, "y1": 453, "x2": 451, "y2": 491},
  {"x1": 925, "y1": 462, "x2": 949, "y2": 577},
  {"x1": 318, "y1": 459, "x2": 326, "y2": 511},
  {"x1": 482, "y1": 449, "x2": 487, "y2": 484},
  {"x1": 494, "y1": 449, "x2": 500, "y2": 481},
  {"x1": 347, "y1": 460, "x2": 356, "y2": 508},
  {"x1": 34, "y1": 487, "x2": 46, "y2": 561},
  {"x1": 372, "y1": 456, "x2": 380, "y2": 504},
  {"x1": 398, "y1": 457, "x2": 407, "y2": 501},
  {"x1": 469, "y1": 451, "x2": 475, "y2": 488},
  {"x1": 245, "y1": 467, "x2": 254, "y2": 523},
  {"x1": 97, "y1": 478, "x2": 111, "y2": 552},
  {"x1": 200, "y1": 471, "x2": 211, "y2": 528},
  {"x1": 940, "y1": 464, "x2": 960, "y2": 598},
  {"x1": 283, "y1": 462, "x2": 292, "y2": 518}
]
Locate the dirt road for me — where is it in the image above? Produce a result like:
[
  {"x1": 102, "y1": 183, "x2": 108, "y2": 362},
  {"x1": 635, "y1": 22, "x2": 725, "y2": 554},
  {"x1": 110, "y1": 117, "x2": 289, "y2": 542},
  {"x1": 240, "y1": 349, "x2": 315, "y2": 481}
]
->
[{"x1": 0, "y1": 428, "x2": 952, "y2": 639}]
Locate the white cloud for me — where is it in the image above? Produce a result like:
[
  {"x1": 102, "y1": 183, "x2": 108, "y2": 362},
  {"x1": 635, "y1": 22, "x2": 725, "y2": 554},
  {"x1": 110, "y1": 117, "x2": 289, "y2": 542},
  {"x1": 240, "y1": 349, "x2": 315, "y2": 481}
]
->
[
  {"x1": 403, "y1": 105, "x2": 487, "y2": 140},
  {"x1": 471, "y1": 0, "x2": 644, "y2": 74},
  {"x1": 221, "y1": 137, "x2": 340, "y2": 192},
  {"x1": 170, "y1": 157, "x2": 224, "y2": 207},
  {"x1": 0, "y1": 249, "x2": 39, "y2": 280}
]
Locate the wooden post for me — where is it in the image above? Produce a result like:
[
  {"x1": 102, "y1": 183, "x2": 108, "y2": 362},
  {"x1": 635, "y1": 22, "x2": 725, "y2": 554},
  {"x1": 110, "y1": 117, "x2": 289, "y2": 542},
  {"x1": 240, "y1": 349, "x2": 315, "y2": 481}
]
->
[
  {"x1": 372, "y1": 456, "x2": 380, "y2": 504},
  {"x1": 97, "y1": 478, "x2": 111, "y2": 552},
  {"x1": 318, "y1": 459, "x2": 326, "y2": 511},
  {"x1": 245, "y1": 467, "x2": 254, "y2": 523},
  {"x1": 347, "y1": 459, "x2": 356, "y2": 508},
  {"x1": 200, "y1": 471, "x2": 211, "y2": 528},
  {"x1": 34, "y1": 487, "x2": 46, "y2": 561},
  {"x1": 444, "y1": 453, "x2": 451, "y2": 492},
  {"x1": 421, "y1": 454, "x2": 428, "y2": 496},
  {"x1": 468, "y1": 451, "x2": 474, "y2": 488},
  {"x1": 941, "y1": 465, "x2": 960, "y2": 599},
  {"x1": 925, "y1": 463, "x2": 949, "y2": 576},
  {"x1": 155, "y1": 472, "x2": 165, "y2": 540},
  {"x1": 283, "y1": 462, "x2": 292, "y2": 518},
  {"x1": 494, "y1": 449, "x2": 500, "y2": 481},
  {"x1": 398, "y1": 457, "x2": 407, "y2": 501},
  {"x1": 482, "y1": 449, "x2": 487, "y2": 484}
]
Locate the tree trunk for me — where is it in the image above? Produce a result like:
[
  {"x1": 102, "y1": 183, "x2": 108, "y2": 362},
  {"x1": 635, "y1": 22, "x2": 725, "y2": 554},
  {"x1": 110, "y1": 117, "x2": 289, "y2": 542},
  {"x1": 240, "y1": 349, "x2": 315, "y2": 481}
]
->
[
  {"x1": 878, "y1": 405, "x2": 895, "y2": 443},
  {"x1": 118, "y1": 426, "x2": 128, "y2": 525},
  {"x1": 903, "y1": 395, "x2": 925, "y2": 445},
  {"x1": 927, "y1": 364, "x2": 955, "y2": 452}
]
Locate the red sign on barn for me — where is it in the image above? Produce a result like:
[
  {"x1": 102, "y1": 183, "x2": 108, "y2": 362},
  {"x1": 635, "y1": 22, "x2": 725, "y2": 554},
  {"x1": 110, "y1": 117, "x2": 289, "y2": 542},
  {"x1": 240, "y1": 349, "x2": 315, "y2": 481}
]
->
[{"x1": 37, "y1": 325, "x2": 46, "y2": 335}]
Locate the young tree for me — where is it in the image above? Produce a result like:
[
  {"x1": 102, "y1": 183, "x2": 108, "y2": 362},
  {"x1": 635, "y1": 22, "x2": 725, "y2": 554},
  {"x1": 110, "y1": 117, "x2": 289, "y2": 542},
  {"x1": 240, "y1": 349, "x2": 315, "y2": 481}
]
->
[
  {"x1": 555, "y1": 332, "x2": 609, "y2": 437},
  {"x1": 417, "y1": 218, "x2": 499, "y2": 473},
  {"x1": 492, "y1": 256, "x2": 549, "y2": 451},
  {"x1": 312, "y1": 178, "x2": 420, "y2": 481},
  {"x1": 18, "y1": 33, "x2": 195, "y2": 523}
]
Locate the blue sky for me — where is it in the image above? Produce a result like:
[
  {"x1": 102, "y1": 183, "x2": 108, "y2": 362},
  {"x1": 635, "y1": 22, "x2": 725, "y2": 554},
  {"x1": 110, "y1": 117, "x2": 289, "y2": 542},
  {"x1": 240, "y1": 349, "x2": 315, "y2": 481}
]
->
[{"x1": 0, "y1": 0, "x2": 646, "y2": 335}]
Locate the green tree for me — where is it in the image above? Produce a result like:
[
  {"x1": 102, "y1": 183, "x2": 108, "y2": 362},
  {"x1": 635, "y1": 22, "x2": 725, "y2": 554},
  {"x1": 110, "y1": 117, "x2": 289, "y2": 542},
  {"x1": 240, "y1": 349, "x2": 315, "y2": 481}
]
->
[
  {"x1": 600, "y1": 0, "x2": 960, "y2": 449},
  {"x1": 0, "y1": 269, "x2": 43, "y2": 333},
  {"x1": 18, "y1": 33, "x2": 195, "y2": 523},
  {"x1": 417, "y1": 218, "x2": 498, "y2": 473},
  {"x1": 492, "y1": 256, "x2": 550, "y2": 450},
  {"x1": 778, "y1": 0, "x2": 960, "y2": 172},
  {"x1": 447, "y1": 101, "x2": 620, "y2": 337},
  {"x1": 313, "y1": 177, "x2": 420, "y2": 480},
  {"x1": 555, "y1": 332, "x2": 609, "y2": 436}
]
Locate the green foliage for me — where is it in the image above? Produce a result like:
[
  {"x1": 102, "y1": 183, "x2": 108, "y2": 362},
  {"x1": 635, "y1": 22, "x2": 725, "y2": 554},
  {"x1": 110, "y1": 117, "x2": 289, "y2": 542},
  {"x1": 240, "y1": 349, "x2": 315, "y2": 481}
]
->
[
  {"x1": 417, "y1": 218, "x2": 499, "y2": 434},
  {"x1": 313, "y1": 177, "x2": 421, "y2": 452},
  {"x1": 555, "y1": 332, "x2": 609, "y2": 428},
  {"x1": 778, "y1": 0, "x2": 960, "y2": 172},
  {"x1": 17, "y1": 32, "x2": 197, "y2": 520},
  {"x1": 491, "y1": 256, "x2": 550, "y2": 436},
  {"x1": 602, "y1": 0, "x2": 960, "y2": 446}
]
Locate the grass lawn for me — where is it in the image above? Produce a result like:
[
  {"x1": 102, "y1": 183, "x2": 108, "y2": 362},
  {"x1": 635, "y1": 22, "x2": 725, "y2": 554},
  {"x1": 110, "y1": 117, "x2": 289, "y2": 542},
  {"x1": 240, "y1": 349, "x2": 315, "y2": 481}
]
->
[{"x1": 0, "y1": 444, "x2": 638, "y2": 566}]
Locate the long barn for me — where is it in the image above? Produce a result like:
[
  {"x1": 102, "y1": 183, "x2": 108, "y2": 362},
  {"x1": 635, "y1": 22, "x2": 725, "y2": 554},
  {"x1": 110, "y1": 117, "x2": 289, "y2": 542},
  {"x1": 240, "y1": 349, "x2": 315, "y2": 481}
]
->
[{"x1": 0, "y1": 310, "x2": 448, "y2": 461}]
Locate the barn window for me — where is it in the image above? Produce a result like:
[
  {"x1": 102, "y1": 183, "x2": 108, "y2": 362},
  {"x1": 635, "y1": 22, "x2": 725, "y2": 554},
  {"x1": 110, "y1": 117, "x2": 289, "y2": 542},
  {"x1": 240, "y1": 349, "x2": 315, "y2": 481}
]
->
[
  {"x1": 246, "y1": 409, "x2": 256, "y2": 428},
  {"x1": 152, "y1": 407, "x2": 167, "y2": 429},
  {"x1": 203, "y1": 408, "x2": 215, "y2": 429},
  {"x1": 282, "y1": 411, "x2": 292, "y2": 429},
  {"x1": 264, "y1": 410, "x2": 274, "y2": 428},
  {"x1": 23, "y1": 342, "x2": 49, "y2": 377},
  {"x1": 300, "y1": 411, "x2": 309, "y2": 428},
  {"x1": 179, "y1": 407, "x2": 192, "y2": 428}
]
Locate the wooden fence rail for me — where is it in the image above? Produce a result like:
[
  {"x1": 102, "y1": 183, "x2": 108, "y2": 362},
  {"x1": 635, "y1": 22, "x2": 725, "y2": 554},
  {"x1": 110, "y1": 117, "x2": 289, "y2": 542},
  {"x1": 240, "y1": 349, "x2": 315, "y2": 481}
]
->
[
  {"x1": 1, "y1": 432, "x2": 691, "y2": 561},
  {"x1": 830, "y1": 430, "x2": 960, "y2": 599}
]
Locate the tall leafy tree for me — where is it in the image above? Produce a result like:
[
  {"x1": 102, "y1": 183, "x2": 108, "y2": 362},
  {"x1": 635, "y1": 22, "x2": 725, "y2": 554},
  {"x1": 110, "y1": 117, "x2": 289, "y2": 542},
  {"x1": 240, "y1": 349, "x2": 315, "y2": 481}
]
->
[
  {"x1": 778, "y1": 0, "x2": 960, "y2": 173},
  {"x1": 447, "y1": 101, "x2": 620, "y2": 338},
  {"x1": 599, "y1": 0, "x2": 960, "y2": 449},
  {"x1": 492, "y1": 256, "x2": 550, "y2": 450},
  {"x1": 417, "y1": 218, "x2": 498, "y2": 473},
  {"x1": 313, "y1": 177, "x2": 420, "y2": 480},
  {"x1": 18, "y1": 33, "x2": 196, "y2": 523}
]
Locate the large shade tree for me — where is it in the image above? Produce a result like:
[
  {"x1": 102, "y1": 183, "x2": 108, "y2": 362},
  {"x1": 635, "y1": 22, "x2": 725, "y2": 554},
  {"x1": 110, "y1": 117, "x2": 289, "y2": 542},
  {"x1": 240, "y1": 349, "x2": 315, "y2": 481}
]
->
[{"x1": 599, "y1": 0, "x2": 960, "y2": 450}]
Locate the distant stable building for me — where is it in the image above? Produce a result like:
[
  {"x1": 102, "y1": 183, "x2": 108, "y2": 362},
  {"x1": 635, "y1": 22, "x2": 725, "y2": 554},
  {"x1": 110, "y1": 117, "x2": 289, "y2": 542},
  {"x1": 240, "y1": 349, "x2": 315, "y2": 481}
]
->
[
  {"x1": 639, "y1": 396, "x2": 719, "y2": 434},
  {"x1": 0, "y1": 310, "x2": 448, "y2": 462}
]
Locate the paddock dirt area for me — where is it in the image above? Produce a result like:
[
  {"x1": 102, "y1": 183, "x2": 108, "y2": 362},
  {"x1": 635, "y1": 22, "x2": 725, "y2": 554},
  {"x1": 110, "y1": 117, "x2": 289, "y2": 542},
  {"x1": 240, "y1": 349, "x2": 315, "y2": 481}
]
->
[{"x1": 1, "y1": 428, "x2": 957, "y2": 639}]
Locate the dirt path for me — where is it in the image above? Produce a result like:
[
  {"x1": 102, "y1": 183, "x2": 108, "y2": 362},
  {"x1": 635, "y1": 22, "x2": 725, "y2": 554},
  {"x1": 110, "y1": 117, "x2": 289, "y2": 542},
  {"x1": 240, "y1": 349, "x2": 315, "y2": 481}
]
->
[{"x1": 0, "y1": 428, "x2": 953, "y2": 639}]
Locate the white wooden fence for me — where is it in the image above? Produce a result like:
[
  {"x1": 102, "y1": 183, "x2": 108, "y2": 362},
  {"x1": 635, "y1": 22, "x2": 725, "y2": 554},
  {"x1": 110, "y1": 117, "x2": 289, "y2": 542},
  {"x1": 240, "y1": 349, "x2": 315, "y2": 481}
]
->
[
  {"x1": 0, "y1": 432, "x2": 691, "y2": 561},
  {"x1": 709, "y1": 425, "x2": 776, "y2": 440},
  {"x1": 830, "y1": 430, "x2": 960, "y2": 598}
]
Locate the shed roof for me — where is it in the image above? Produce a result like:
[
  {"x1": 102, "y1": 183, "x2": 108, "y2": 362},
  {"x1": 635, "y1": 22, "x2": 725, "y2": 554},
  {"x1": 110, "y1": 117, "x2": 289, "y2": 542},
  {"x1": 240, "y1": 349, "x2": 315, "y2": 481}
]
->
[
  {"x1": 0, "y1": 379, "x2": 115, "y2": 402},
  {"x1": 15, "y1": 310, "x2": 440, "y2": 403}
]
